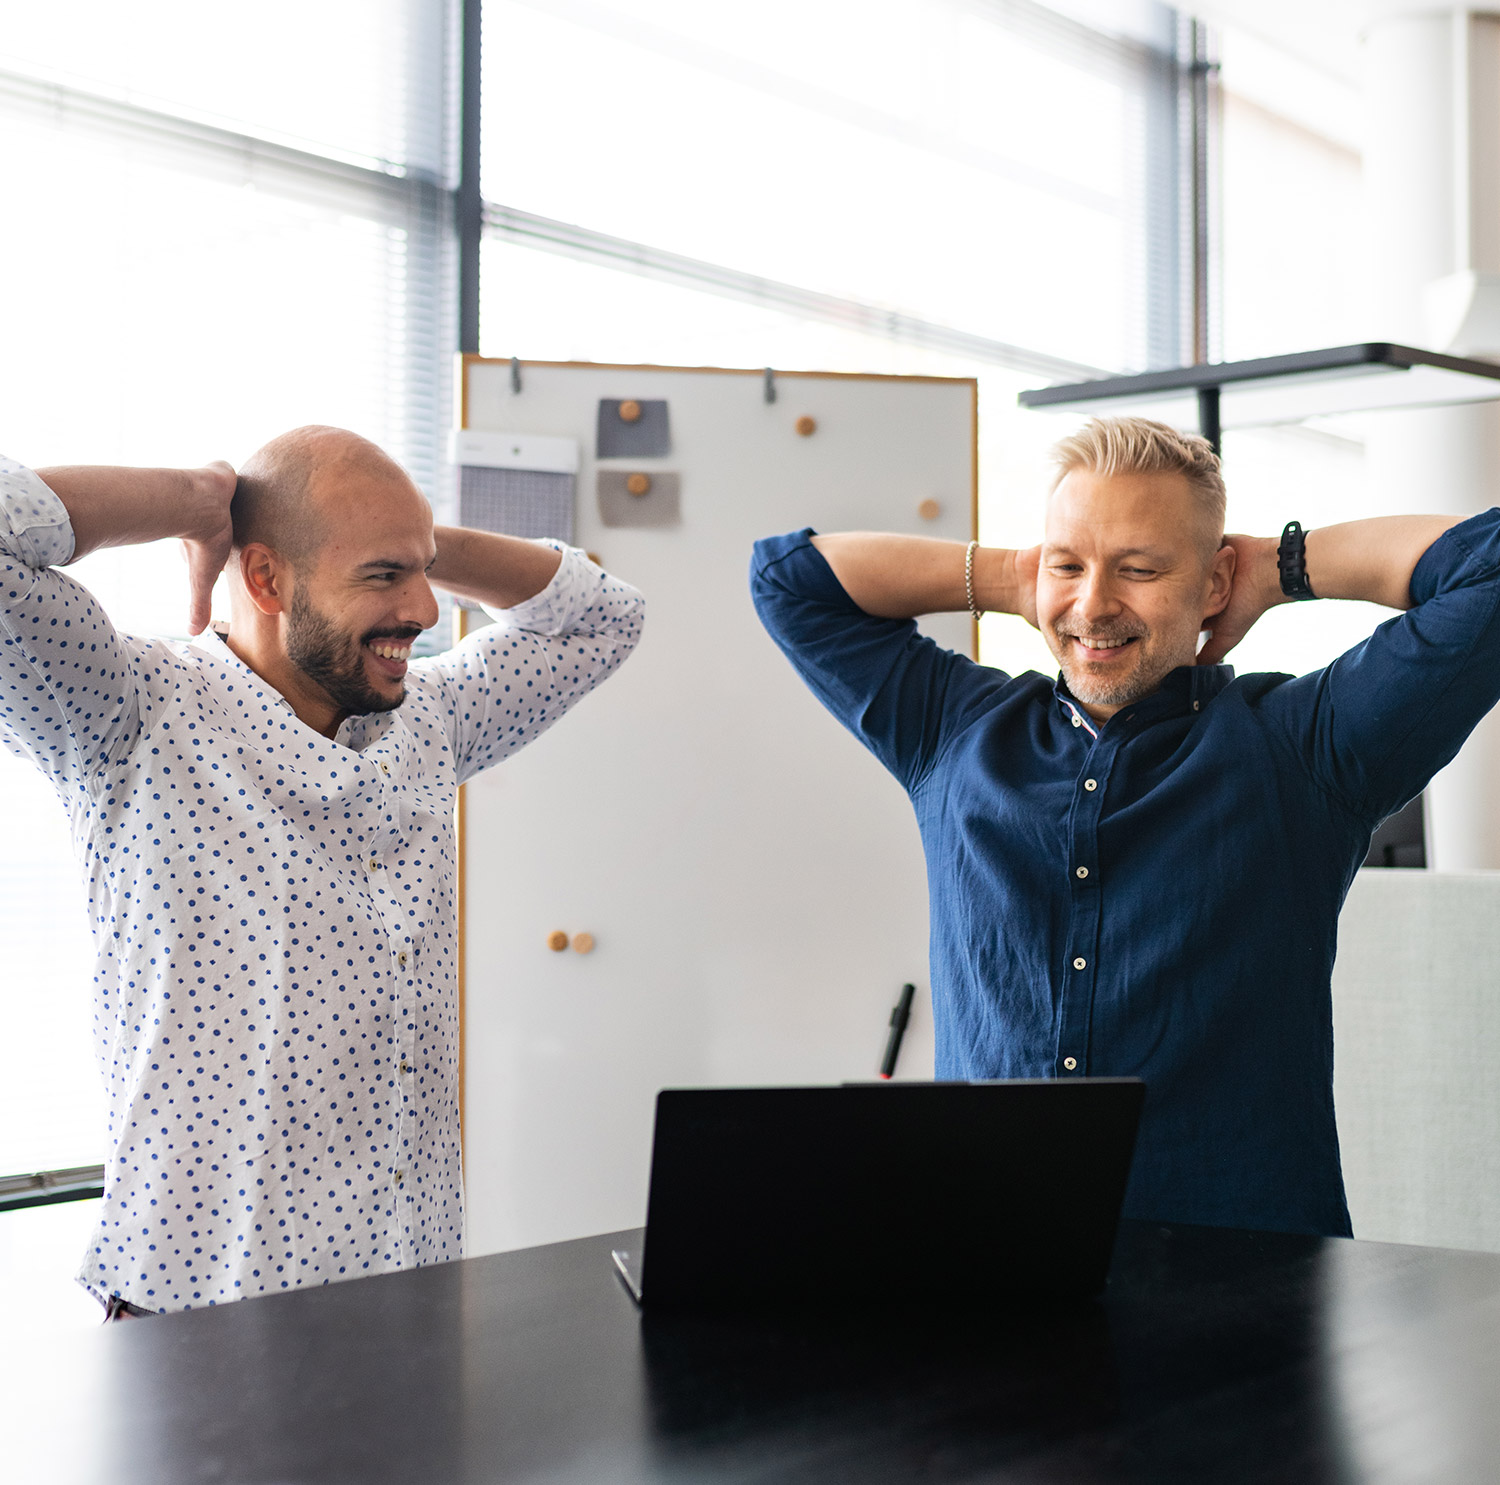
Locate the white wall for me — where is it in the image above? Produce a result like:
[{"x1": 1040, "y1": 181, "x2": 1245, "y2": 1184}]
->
[{"x1": 1335, "y1": 870, "x2": 1500, "y2": 1252}]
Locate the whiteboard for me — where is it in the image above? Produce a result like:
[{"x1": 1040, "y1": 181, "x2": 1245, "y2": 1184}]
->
[{"x1": 459, "y1": 358, "x2": 976, "y2": 1254}]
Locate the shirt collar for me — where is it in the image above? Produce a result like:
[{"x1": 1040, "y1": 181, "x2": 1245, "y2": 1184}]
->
[
  {"x1": 1160, "y1": 662, "x2": 1235, "y2": 706},
  {"x1": 1053, "y1": 663, "x2": 1235, "y2": 731},
  {"x1": 190, "y1": 626, "x2": 395, "y2": 749},
  {"x1": 191, "y1": 625, "x2": 295, "y2": 714}
]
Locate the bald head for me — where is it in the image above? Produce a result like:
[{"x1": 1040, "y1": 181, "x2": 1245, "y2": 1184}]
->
[{"x1": 232, "y1": 426, "x2": 419, "y2": 569}]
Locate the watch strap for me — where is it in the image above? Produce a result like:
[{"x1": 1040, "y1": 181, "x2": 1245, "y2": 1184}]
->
[{"x1": 1277, "y1": 521, "x2": 1317, "y2": 600}]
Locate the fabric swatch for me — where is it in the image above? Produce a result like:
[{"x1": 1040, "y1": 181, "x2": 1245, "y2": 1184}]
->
[
  {"x1": 597, "y1": 399, "x2": 671, "y2": 458},
  {"x1": 598, "y1": 469, "x2": 681, "y2": 528}
]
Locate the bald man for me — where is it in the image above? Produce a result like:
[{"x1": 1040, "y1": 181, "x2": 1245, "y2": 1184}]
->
[{"x1": 0, "y1": 431, "x2": 644, "y2": 1316}]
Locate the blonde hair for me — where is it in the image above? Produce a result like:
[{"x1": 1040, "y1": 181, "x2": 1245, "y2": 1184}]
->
[{"x1": 1049, "y1": 416, "x2": 1226, "y2": 558}]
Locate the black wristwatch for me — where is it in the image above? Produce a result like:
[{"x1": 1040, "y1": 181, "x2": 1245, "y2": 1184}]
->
[{"x1": 1277, "y1": 521, "x2": 1317, "y2": 600}]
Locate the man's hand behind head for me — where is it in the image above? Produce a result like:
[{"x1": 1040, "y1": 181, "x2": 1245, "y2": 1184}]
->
[
  {"x1": 1012, "y1": 544, "x2": 1041, "y2": 630},
  {"x1": 36, "y1": 458, "x2": 237, "y2": 635},
  {"x1": 181, "y1": 461, "x2": 237, "y2": 636},
  {"x1": 1197, "y1": 534, "x2": 1279, "y2": 667}
]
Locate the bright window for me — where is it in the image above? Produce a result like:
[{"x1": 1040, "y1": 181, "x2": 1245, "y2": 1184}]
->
[
  {"x1": 0, "y1": 3, "x2": 457, "y2": 1179},
  {"x1": 1212, "y1": 24, "x2": 1384, "y2": 681},
  {"x1": 478, "y1": 1, "x2": 1188, "y2": 680},
  {"x1": 482, "y1": 0, "x2": 1176, "y2": 375}
]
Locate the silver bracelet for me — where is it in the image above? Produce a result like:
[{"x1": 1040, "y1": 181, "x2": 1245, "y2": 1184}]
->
[{"x1": 965, "y1": 539, "x2": 984, "y2": 621}]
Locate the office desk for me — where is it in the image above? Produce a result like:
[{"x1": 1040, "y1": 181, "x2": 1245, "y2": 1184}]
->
[{"x1": 15, "y1": 1220, "x2": 1500, "y2": 1483}]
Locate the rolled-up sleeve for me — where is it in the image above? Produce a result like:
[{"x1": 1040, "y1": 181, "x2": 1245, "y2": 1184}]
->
[
  {"x1": 1262, "y1": 508, "x2": 1500, "y2": 820},
  {"x1": 422, "y1": 541, "x2": 645, "y2": 783},
  {"x1": 750, "y1": 529, "x2": 1010, "y2": 792},
  {"x1": 0, "y1": 457, "x2": 142, "y2": 794}
]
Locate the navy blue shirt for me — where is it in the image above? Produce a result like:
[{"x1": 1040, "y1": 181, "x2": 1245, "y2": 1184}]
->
[{"x1": 751, "y1": 514, "x2": 1500, "y2": 1237}]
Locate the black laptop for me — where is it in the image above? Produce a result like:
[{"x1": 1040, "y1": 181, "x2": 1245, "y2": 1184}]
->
[{"x1": 612, "y1": 1079, "x2": 1145, "y2": 1312}]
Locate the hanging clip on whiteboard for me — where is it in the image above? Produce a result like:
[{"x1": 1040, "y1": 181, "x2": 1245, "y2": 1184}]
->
[
  {"x1": 510, "y1": 357, "x2": 523, "y2": 395},
  {"x1": 763, "y1": 367, "x2": 776, "y2": 404}
]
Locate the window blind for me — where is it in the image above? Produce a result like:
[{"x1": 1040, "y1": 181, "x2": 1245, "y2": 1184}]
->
[
  {"x1": 0, "y1": 1, "x2": 458, "y2": 1179},
  {"x1": 481, "y1": 0, "x2": 1182, "y2": 375}
]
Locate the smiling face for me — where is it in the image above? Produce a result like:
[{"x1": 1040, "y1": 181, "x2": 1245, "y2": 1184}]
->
[
  {"x1": 1039, "y1": 468, "x2": 1233, "y2": 720},
  {"x1": 228, "y1": 427, "x2": 443, "y2": 736},
  {"x1": 281, "y1": 460, "x2": 440, "y2": 720}
]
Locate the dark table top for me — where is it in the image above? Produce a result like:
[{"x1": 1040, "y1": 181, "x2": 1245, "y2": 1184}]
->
[{"x1": 12, "y1": 1219, "x2": 1500, "y2": 1484}]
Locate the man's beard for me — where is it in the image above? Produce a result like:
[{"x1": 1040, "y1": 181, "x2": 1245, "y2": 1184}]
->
[
  {"x1": 1052, "y1": 624, "x2": 1159, "y2": 709},
  {"x1": 286, "y1": 586, "x2": 412, "y2": 719}
]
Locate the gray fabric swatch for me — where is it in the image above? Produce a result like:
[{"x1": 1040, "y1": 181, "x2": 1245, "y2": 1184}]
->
[
  {"x1": 459, "y1": 466, "x2": 575, "y2": 544},
  {"x1": 597, "y1": 399, "x2": 671, "y2": 458},
  {"x1": 598, "y1": 469, "x2": 680, "y2": 528}
]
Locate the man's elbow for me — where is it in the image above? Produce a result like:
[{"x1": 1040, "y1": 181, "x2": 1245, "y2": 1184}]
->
[
  {"x1": 608, "y1": 580, "x2": 647, "y2": 653},
  {"x1": 625, "y1": 587, "x2": 646, "y2": 648}
]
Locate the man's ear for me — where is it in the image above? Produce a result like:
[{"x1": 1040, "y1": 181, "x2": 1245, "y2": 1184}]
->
[
  {"x1": 237, "y1": 543, "x2": 292, "y2": 617},
  {"x1": 1202, "y1": 541, "x2": 1236, "y2": 621}
]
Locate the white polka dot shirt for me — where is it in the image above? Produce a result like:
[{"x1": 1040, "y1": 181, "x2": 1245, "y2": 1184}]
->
[{"x1": 0, "y1": 456, "x2": 644, "y2": 1311}]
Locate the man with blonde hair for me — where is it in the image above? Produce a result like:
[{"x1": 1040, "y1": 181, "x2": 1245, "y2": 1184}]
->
[{"x1": 752, "y1": 416, "x2": 1500, "y2": 1238}]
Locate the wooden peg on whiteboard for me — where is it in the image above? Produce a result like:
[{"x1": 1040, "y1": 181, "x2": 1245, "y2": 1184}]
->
[
  {"x1": 625, "y1": 473, "x2": 652, "y2": 496},
  {"x1": 547, "y1": 930, "x2": 569, "y2": 952},
  {"x1": 918, "y1": 498, "x2": 941, "y2": 521},
  {"x1": 572, "y1": 932, "x2": 595, "y2": 954},
  {"x1": 619, "y1": 400, "x2": 642, "y2": 423},
  {"x1": 795, "y1": 416, "x2": 817, "y2": 437}
]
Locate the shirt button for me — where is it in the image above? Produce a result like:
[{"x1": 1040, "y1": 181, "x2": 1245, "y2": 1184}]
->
[
  {"x1": 369, "y1": 858, "x2": 380, "y2": 871},
  {"x1": 400, "y1": 1060, "x2": 411, "y2": 1075},
  {"x1": 1075, "y1": 866, "x2": 1089, "y2": 879},
  {"x1": 1193, "y1": 700, "x2": 1201, "y2": 712},
  {"x1": 398, "y1": 951, "x2": 409, "y2": 969},
  {"x1": 395, "y1": 1169, "x2": 405, "y2": 1184},
  {"x1": 1073, "y1": 956, "x2": 1087, "y2": 970},
  {"x1": 1083, "y1": 778, "x2": 1097, "y2": 791},
  {"x1": 1063, "y1": 1056, "x2": 1078, "y2": 1071},
  {"x1": 1070, "y1": 714, "x2": 1082, "y2": 727},
  {"x1": 379, "y1": 761, "x2": 390, "y2": 775}
]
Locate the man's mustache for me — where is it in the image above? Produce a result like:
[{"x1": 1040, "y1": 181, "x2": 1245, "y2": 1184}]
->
[{"x1": 361, "y1": 626, "x2": 424, "y2": 645}]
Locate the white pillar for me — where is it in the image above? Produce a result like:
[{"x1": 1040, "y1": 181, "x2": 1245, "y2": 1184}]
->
[{"x1": 1361, "y1": 4, "x2": 1500, "y2": 868}]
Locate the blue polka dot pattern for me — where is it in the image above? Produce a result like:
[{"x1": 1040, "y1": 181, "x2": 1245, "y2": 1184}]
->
[{"x1": 0, "y1": 456, "x2": 644, "y2": 1312}]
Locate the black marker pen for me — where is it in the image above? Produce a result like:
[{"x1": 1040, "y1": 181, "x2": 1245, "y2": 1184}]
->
[{"x1": 879, "y1": 983, "x2": 916, "y2": 1079}]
